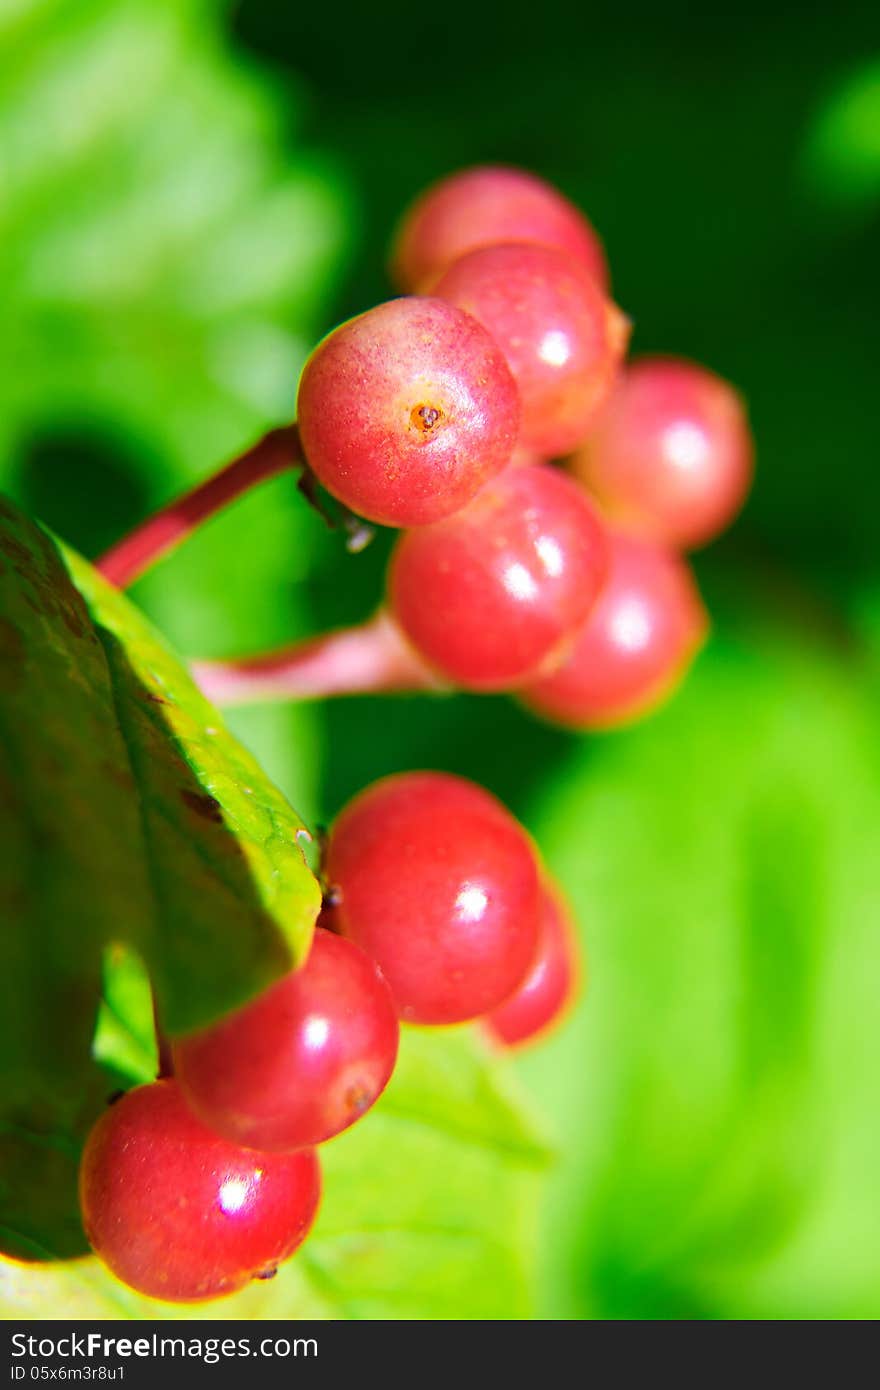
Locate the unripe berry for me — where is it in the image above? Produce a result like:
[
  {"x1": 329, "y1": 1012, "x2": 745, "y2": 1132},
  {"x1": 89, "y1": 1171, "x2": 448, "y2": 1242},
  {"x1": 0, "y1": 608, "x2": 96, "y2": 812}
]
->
[
  {"x1": 79, "y1": 1081, "x2": 320, "y2": 1302},
  {"x1": 521, "y1": 530, "x2": 707, "y2": 728},
  {"x1": 486, "y1": 884, "x2": 580, "y2": 1047},
  {"x1": 434, "y1": 244, "x2": 628, "y2": 457},
  {"x1": 296, "y1": 297, "x2": 520, "y2": 527},
  {"x1": 173, "y1": 929, "x2": 400, "y2": 1152},
  {"x1": 570, "y1": 356, "x2": 753, "y2": 549},
  {"x1": 388, "y1": 463, "x2": 609, "y2": 691},
  {"x1": 391, "y1": 165, "x2": 608, "y2": 291},
  {"x1": 325, "y1": 772, "x2": 542, "y2": 1024}
]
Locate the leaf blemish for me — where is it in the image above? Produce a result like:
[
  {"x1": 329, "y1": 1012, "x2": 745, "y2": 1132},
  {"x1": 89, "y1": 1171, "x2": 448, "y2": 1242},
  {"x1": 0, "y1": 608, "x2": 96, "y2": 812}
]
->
[{"x1": 179, "y1": 789, "x2": 224, "y2": 823}]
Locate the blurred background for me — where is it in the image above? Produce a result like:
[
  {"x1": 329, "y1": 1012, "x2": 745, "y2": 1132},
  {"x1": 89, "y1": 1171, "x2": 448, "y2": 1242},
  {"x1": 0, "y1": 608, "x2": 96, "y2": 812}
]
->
[{"x1": 2, "y1": 0, "x2": 878, "y2": 1319}]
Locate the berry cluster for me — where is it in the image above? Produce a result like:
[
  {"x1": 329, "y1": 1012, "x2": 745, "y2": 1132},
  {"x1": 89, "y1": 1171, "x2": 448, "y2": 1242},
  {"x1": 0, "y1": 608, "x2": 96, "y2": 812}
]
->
[
  {"x1": 80, "y1": 772, "x2": 577, "y2": 1302},
  {"x1": 295, "y1": 165, "x2": 752, "y2": 726},
  {"x1": 82, "y1": 164, "x2": 755, "y2": 1306}
]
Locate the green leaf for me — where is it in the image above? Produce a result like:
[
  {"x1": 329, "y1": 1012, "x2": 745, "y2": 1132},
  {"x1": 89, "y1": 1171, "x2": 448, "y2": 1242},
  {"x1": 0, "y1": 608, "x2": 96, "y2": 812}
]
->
[
  {"x1": 64, "y1": 540, "x2": 321, "y2": 1036},
  {"x1": 801, "y1": 59, "x2": 880, "y2": 211},
  {"x1": 0, "y1": 1029, "x2": 547, "y2": 1320},
  {"x1": 0, "y1": 496, "x2": 145, "y2": 1118},
  {"x1": 0, "y1": 0, "x2": 349, "y2": 455},
  {"x1": 0, "y1": 496, "x2": 320, "y2": 1256},
  {"x1": 517, "y1": 625, "x2": 880, "y2": 1320}
]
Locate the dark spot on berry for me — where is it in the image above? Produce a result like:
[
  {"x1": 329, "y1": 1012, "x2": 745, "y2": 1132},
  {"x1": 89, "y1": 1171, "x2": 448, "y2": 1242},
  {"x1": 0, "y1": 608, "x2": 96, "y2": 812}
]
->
[
  {"x1": 180, "y1": 790, "x2": 224, "y2": 823},
  {"x1": 253, "y1": 1266, "x2": 278, "y2": 1281},
  {"x1": 410, "y1": 404, "x2": 445, "y2": 434},
  {"x1": 345, "y1": 1081, "x2": 371, "y2": 1116}
]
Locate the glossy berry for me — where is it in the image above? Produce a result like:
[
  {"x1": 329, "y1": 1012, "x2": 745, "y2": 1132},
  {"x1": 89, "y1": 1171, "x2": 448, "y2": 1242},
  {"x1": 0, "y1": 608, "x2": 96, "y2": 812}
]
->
[
  {"x1": 173, "y1": 929, "x2": 399, "y2": 1152},
  {"x1": 486, "y1": 884, "x2": 580, "y2": 1047},
  {"x1": 325, "y1": 772, "x2": 542, "y2": 1024},
  {"x1": 79, "y1": 1081, "x2": 320, "y2": 1303},
  {"x1": 570, "y1": 356, "x2": 753, "y2": 549},
  {"x1": 388, "y1": 463, "x2": 610, "y2": 691},
  {"x1": 521, "y1": 531, "x2": 707, "y2": 728},
  {"x1": 433, "y1": 244, "x2": 629, "y2": 456},
  {"x1": 391, "y1": 165, "x2": 608, "y2": 292},
  {"x1": 296, "y1": 297, "x2": 520, "y2": 527}
]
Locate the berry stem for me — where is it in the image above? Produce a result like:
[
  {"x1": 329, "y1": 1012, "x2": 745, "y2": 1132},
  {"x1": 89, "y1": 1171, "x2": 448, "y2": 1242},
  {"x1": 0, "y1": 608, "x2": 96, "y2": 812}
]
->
[
  {"x1": 191, "y1": 610, "x2": 439, "y2": 707},
  {"x1": 96, "y1": 425, "x2": 304, "y2": 589}
]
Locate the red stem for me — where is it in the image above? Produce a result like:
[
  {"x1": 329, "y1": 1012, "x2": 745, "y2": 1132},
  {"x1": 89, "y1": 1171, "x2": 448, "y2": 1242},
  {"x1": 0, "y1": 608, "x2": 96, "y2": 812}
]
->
[
  {"x1": 192, "y1": 610, "x2": 440, "y2": 707},
  {"x1": 96, "y1": 425, "x2": 303, "y2": 589}
]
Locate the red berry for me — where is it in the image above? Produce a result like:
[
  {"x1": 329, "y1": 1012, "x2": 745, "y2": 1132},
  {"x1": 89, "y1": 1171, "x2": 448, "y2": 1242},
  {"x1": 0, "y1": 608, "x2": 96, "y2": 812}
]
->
[
  {"x1": 486, "y1": 884, "x2": 580, "y2": 1047},
  {"x1": 325, "y1": 772, "x2": 542, "y2": 1024},
  {"x1": 433, "y1": 244, "x2": 629, "y2": 456},
  {"x1": 388, "y1": 463, "x2": 610, "y2": 691},
  {"x1": 521, "y1": 530, "x2": 707, "y2": 728},
  {"x1": 173, "y1": 929, "x2": 399, "y2": 1152},
  {"x1": 390, "y1": 165, "x2": 608, "y2": 291},
  {"x1": 296, "y1": 297, "x2": 520, "y2": 527},
  {"x1": 79, "y1": 1081, "x2": 320, "y2": 1303},
  {"x1": 570, "y1": 356, "x2": 753, "y2": 549},
  {"x1": 508, "y1": 444, "x2": 547, "y2": 469}
]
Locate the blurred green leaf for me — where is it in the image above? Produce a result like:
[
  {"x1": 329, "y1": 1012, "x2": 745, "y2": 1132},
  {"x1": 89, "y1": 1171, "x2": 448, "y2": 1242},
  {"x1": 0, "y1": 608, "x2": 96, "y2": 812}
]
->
[
  {"x1": 519, "y1": 625, "x2": 880, "y2": 1320},
  {"x1": 0, "y1": 1029, "x2": 546, "y2": 1319},
  {"x1": 802, "y1": 57, "x2": 880, "y2": 209},
  {"x1": 0, "y1": 497, "x2": 320, "y2": 1255},
  {"x1": 0, "y1": 0, "x2": 347, "y2": 456},
  {"x1": 0, "y1": 0, "x2": 354, "y2": 829},
  {"x1": 854, "y1": 585, "x2": 880, "y2": 689}
]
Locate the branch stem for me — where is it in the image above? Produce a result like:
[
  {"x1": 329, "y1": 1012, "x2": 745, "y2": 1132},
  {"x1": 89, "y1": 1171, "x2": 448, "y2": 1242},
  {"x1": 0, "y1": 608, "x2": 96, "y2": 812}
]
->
[
  {"x1": 192, "y1": 610, "x2": 439, "y2": 707},
  {"x1": 96, "y1": 425, "x2": 303, "y2": 589}
]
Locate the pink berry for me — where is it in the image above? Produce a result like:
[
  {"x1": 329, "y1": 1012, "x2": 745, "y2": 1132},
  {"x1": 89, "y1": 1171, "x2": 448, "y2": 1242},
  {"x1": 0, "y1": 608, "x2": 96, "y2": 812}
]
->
[
  {"x1": 570, "y1": 356, "x2": 754, "y2": 549},
  {"x1": 388, "y1": 463, "x2": 610, "y2": 691},
  {"x1": 390, "y1": 165, "x2": 608, "y2": 291},
  {"x1": 173, "y1": 929, "x2": 399, "y2": 1152},
  {"x1": 296, "y1": 297, "x2": 520, "y2": 527},
  {"x1": 79, "y1": 1081, "x2": 320, "y2": 1303},
  {"x1": 507, "y1": 444, "x2": 548, "y2": 469},
  {"x1": 434, "y1": 244, "x2": 628, "y2": 456},
  {"x1": 325, "y1": 772, "x2": 542, "y2": 1025},
  {"x1": 521, "y1": 530, "x2": 707, "y2": 728},
  {"x1": 486, "y1": 884, "x2": 580, "y2": 1047}
]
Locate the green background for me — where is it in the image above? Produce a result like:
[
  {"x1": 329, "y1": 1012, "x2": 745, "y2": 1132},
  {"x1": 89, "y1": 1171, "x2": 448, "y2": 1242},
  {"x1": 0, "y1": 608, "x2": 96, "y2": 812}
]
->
[{"x1": 2, "y1": 0, "x2": 878, "y2": 1319}]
